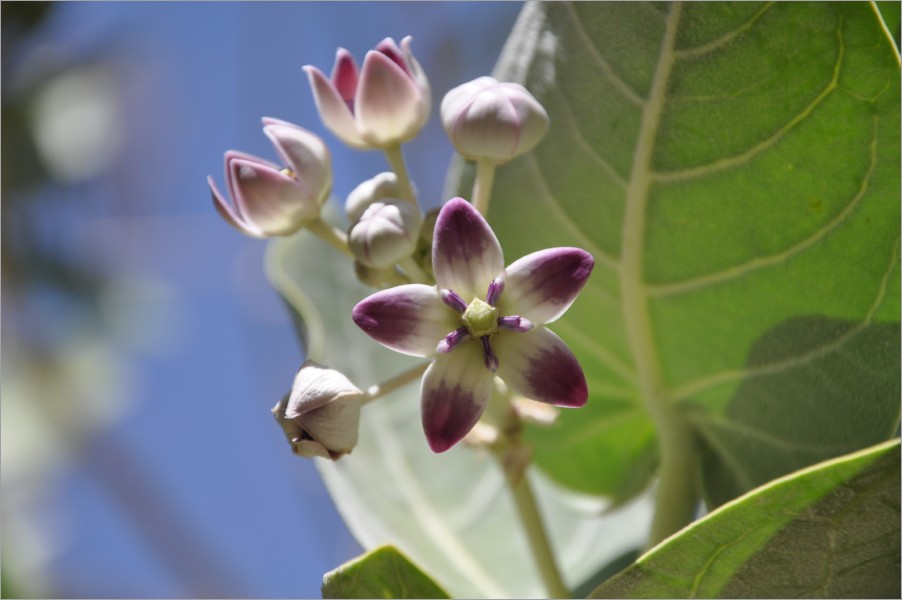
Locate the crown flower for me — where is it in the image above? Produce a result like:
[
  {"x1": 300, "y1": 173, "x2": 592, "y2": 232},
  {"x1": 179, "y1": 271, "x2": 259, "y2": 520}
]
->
[{"x1": 352, "y1": 198, "x2": 593, "y2": 452}]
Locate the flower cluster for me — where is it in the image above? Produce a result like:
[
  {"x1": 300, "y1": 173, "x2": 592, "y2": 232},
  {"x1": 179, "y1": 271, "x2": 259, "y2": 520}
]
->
[{"x1": 209, "y1": 35, "x2": 592, "y2": 458}]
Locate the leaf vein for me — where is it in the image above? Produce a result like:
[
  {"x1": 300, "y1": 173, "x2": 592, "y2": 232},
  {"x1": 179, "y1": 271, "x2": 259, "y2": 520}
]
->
[
  {"x1": 553, "y1": 86, "x2": 628, "y2": 188},
  {"x1": 564, "y1": 2, "x2": 645, "y2": 106},
  {"x1": 526, "y1": 153, "x2": 621, "y2": 271},
  {"x1": 675, "y1": 1, "x2": 775, "y2": 60},
  {"x1": 653, "y1": 12, "x2": 845, "y2": 183},
  {"x1": 649, "y1": 114, "x2": 880, "y2": 297},
  {"x1": 670, "y1": 236, "x2": 900, "y2": 402}
]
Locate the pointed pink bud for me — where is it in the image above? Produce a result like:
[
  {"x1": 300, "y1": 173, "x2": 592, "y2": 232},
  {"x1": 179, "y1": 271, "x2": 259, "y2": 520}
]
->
[{"x1": 304, "y1": 37, "x2": 430, "y2": 150}]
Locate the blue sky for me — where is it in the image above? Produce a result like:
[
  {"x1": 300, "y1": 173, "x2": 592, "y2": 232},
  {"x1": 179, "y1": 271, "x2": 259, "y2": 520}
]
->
[{"x1": 2, "y1": 3, "x2": 522, "y2": 597}]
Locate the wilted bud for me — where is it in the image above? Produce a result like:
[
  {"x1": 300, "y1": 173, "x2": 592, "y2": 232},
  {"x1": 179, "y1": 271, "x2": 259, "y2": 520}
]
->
[
  {"x1": 304, "y1": 36, "x2": 431, "y2": 150},
  {"x1": 345, "y1": 172, "x2": 402, "y2": 224},
  {"x1": 348, "y1": 200, "x2": 422, "y2": 269},
  {"x1": 272, "y1": 361, "x2": 362, "y2": 460},
  {"x1": 208, "y1": 119, "x2": 331, "y2": 238},
  {"x1": 441, "y1": 76, "x2": 549, "y2": 164}
]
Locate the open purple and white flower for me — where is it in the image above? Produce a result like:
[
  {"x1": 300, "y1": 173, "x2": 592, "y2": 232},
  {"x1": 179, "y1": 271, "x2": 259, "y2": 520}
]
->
[{"x1": 352, "y1": 198, "x2": 594, "y2": 453}]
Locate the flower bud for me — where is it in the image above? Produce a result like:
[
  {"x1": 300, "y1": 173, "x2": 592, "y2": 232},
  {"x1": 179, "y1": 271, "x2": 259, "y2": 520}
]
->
[
  {"x1": 304, "y1": 36, "x2": 431, "y2": 149},
  {"x1": 271, "y1": 361, "x2": 362, "y2": 460},
  {"x1": 348, "y1": 200, "x2": 421, "y2": 269},
  {"x1": 345, "y1": 172, "x2": 402, "y2": 224},
  {"x1": 441, "y1": 76, "x2": 549, "y2": 164},
  {"x1": 209, "y1": 120, "x2": 332, "y2": 238}
]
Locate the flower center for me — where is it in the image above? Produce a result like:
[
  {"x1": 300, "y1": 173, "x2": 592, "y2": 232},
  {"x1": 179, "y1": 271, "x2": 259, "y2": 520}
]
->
[
  {"x1": 436, "y1": 278, "x2": 534, "y2": 373},
  {"x1": 461, "y1": 297, "x2": 497, "y2": 338}
]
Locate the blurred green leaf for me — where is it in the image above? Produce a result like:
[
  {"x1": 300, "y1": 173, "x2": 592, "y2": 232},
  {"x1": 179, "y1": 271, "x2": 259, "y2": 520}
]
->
[
  {"x1": 589, "y1": 439, "x2": 901, "y2": 598},
  {"x1": 322, "y1": 545, "x2": 450, "y2": 599},
  {"x1": 449, "y1": 1, "x2": 901, "y2": 504}
]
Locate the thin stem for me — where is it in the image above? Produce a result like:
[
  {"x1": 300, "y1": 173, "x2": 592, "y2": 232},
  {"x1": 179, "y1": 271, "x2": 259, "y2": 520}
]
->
[
  {"x1": 383, "y1": 144, "x2": 417, "y2": 203},
  {"x1": 471, "y1": 158, "x2": 497, "y2": 216},
  {"x1": 398, "y1": 255, "x2": 431, "y2": 284},
  {"x1": 494, "y1": 445, "x2": 569, "y2": 599},
  {"x1": 646, "y1": 404, "x2": 699, "y2": 549},
  {"x1": 363, "y1": 362, "x2": 429, "y2": 404},
  {"x1": 307, "y1": 216, "x2": 353, "y2": 257},
  {"x1": 490, "y1": 385, "x2": 570, "y2": 598}
]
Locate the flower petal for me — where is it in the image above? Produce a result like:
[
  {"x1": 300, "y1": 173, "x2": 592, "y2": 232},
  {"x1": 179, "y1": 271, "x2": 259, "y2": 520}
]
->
[
  {"x1": 262, "y1": 117, "x2": 332, "y2": 204},
  {"x1": 421, "y1": 344, "x2": 494, "y2": 453},
  {"x1": 330, "y1": 47, "x2": 358, "y2": 102},
  {"x1": 208, "y1": 175, "x2": 263, "y2": 237},
  {"x1": 303, "y1": 64, "x2": 368, "y2": 149},
  {"x1": 356, "y1": 50, "x2": 426, "y2": 147},
  {"x1": 400, "y1": 36, "x2": 431, "y2": 107},
  {"x1": 352, "y1": 284, "x2": 458, "y2": 357},
  {"x1": 494, "y1": 327, "x2": 588, "y2": 407},
  {"x1": 227, "y1": 156, "x2": 313, "y2": 236},
  {"x1": 299, "y1": 395, "x2": 361, "y2": 456},
  {"x1": 432, "y1": 198, "x2": 504, "y2": 300},
  {"x1": 500, "y1": 248, "x2": 594, "y2": 325},
  {"x1": 285, "y1": 361, "x2": 361, "y2": 416}
]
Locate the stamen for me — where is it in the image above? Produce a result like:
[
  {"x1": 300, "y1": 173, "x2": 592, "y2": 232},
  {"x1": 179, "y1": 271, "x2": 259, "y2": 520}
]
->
[
  {"x1": 441, "y1": 288, "x2": 468, "y2": 313},
  {"x1": 481, "y1": 337, "x2": 499, "y2": 372},
  {"x1": 436, "y1": 327, "x2": 470, "y2": 353},
  {"x1": 498, "y1": 315, "x2": 533, "y2": 333},
  {"x1": 486, "y1": 277, "x2": 505, "y2": 306}
]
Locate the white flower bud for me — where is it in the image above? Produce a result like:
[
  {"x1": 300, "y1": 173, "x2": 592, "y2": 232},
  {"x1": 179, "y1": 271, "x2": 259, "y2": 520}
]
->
[
  {"x1": 345, "y1": 172, "x2": 402, "y2": 225},
  {"x1": 348, "y1": 200, "x2": 422, "y2": 270},
  {"x1": 272, "y1": 361, "x2": 362, "y2": 460},
  {"x1": 441, "y1": 76, "x2": 549, "y2": 164}
]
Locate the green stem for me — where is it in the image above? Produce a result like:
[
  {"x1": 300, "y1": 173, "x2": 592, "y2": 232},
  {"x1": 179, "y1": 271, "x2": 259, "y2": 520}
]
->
[
  {"x1": 383, "y1": 144, "x2": 417, "y2": 203},
  {"x1": 495, "y1": 447, "x2": 570, "y2": 599},
  {"x1": 471, "y1": 158, "x2": 497, "y2": 216},
  {"x1": 363, "y1": 362, "x2": 429, "y2": 404},
  {"x1": 646, "y1": 405, "x2": 699, "y2": 549},
  {"x1": 490, "y1": 386, "x2": 570, "y2": 598},
  {"x1": 307, "y1": 216, "x2": 353, "y2": 258}
]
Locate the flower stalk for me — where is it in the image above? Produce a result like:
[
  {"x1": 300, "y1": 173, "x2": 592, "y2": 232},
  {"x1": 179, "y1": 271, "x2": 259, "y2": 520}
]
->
[
  {"x1": 471, "y1": 157, "x2": 496, "y2": 217},
  {"x1": 363, "y1": 362, "x2": 430, "y2": 404},
  {"x1": 307, "y1": 216, "x2": 354, "y2": 258},
  {"x1": 383, "y1": 144, "x2": 417, "y2": 203},
  {"x1": 490, "y1": 388, "x2": 569, "y2": 599}
]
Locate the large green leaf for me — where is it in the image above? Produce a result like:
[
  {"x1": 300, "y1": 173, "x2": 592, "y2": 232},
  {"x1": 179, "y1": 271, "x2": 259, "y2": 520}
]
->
[
  {"x1": 589, "y1": 439, "x2": 901, "y2": 599},
  {"x1": 322, "y1": 545, "x2": 450, "y2": 599},
  {"x1": 266, "y1": 221, "x2": 653, "y2": 599},
  {"x1": 449, "y1": 1, "x2": 901, "y2": 504}
]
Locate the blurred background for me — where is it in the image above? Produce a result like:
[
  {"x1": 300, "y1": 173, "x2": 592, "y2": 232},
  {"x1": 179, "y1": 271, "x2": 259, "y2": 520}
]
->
[{"x1": 1, "y1": 2, "x2": 522, "y2": 597}]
